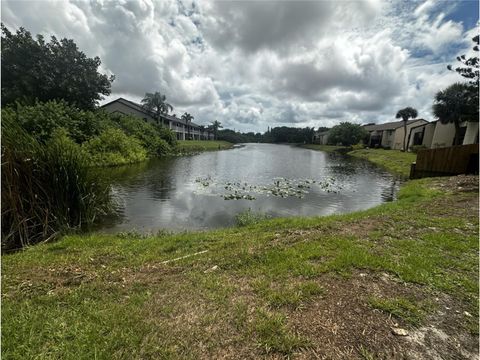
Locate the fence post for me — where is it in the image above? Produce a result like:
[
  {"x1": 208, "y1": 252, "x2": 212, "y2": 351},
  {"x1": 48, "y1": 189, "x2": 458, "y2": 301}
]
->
[{"x1": 409, "y1": 162, "x2": 416, "y2": 179}]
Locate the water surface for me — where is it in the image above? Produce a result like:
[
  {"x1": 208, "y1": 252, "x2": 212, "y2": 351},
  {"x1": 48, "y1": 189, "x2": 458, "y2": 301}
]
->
[{"x1": 99, "y1": 144, "x2": 400, "y2": 232}]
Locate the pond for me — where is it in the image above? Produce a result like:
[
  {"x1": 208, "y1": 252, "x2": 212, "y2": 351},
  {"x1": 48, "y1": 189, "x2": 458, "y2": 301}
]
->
[{"x1": 98, "y1": 143, "x2": 401, "y2": 233}]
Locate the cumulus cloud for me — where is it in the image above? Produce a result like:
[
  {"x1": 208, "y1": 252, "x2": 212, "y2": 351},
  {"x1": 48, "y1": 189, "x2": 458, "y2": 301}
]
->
[{"x1": 1, "y1": 0, "x2": 476, "y2": 132}]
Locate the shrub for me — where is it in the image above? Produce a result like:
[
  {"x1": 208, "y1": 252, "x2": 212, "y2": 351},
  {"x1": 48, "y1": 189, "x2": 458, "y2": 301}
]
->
[
  {"x1": 83, "y1": 128, "x2": 147, "y2": 167},
  {"x1": 2, "y1": 100, "x2": 111, "y2": 144},
  {"x1": 1, "y1": 119, "x2": 112, "y2": 250},
  {"x1": 155, "y1": 124, "x2": 178, "y2": 147},
  {"x1": 110, "y1": 115, "x2": 172, "y2": 156}
]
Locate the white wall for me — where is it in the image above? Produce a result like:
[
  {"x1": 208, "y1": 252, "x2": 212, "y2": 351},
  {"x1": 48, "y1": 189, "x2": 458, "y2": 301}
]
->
[
  {"x1": 381, "y1": 130, "x2": 394, "y2": 148},
  {"x1": 430, "y1": 122, "x2": 455, "y2": 148},
  {"x1": 423, "y1": 123, "x2": 436, "y2": 148},
  {"x1": 464, "y1": 122, "x2": 479, "y2": 144},
  {"x1": 393, "y1": 120, "x2": 428, "y2": 150},
  {"x1": 103, "y1": 101, "x2": 156, "y2": 122}
]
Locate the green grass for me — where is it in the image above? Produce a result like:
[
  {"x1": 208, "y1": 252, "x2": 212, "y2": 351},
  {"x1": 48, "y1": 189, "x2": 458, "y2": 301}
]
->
[
  {"x1": 175, "y1": 140, "x2": 233, "y2": 153},
  {"x1": 348, "y1": 148, "x2": 416, "y2": 177},
  {"x1": 2, "y1": 177, "x2": 478, "y2": 358},
  {"x1": 368, "y1": 297, "x2": 426, "y2": 326},
  {"x1": 301, "y1": 144, "x2": 348, "y2": 153}
]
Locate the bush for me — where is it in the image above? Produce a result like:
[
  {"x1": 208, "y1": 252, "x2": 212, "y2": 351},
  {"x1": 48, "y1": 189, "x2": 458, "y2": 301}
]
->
[
  {"x1": 83, "y1": 128, "x2": 147, "y2": 166},
  {"x1": 110, "y1": 115, "x2": 172, "y2": 156},
  {"x1": 1, "y1": 119, "x2": 112, "y2": 250},
  {"x1": 155, "y1": 124, "x2": 177, "y2": 147},
  {"x1": 328, "y1": 122, "x2": 368, "y2": 147},
  {"x1": 3, "y1": 100, "x2": 111, "y2": 144}
]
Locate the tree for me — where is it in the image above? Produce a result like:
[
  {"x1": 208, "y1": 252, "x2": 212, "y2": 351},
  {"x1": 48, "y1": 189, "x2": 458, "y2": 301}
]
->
[
  {"x1": 432, "y1": 83, "x2": 478, "y2": 146},
  {"x1": 198, "y1": 125, "x2": 206, "y2": 140},
  {"x1": 209, "y1": 120, "x2": 223, "y2": 140},
  {"x1": 141, "y1": 92, "x2": 173, "y2": 125},
  {"x1": 395, "y1": 107, "x2": 418, "y2": 151},
  {"x1": 327, "y1": 122, "x2": 368, "y2": 146},
  {"x1": 1, "y1": 24, "x2": 114, "y2": 110},
  {"x1": 447, "y1": 35, "x2": 479, "y2": 87},
  {"x1": 181, "y1": 112, "x2": 194, "y2": 140}
]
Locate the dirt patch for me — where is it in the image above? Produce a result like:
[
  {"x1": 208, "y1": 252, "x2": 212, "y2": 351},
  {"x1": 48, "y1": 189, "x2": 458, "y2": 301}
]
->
[
  {"x1": 432, "y1": 175, "x2": 479, "y2": 194},
  {"x1": 289, "y1": 272, "x2": 478, "y2": 359}
]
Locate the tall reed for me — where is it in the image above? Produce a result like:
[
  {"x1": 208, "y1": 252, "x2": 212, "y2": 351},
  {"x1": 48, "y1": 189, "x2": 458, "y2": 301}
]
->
[{"x1": 1, "y1": 117, "x2": 112, "y2": 251}]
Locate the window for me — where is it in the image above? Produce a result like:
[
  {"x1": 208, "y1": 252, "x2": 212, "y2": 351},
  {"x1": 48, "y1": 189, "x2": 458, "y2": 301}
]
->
[
  {"x1": 453, "y1": 126, "x2": 467, "y2": 145},
  {"x1": 413, "y1": 128, "x2": 425, "y2": 145}
]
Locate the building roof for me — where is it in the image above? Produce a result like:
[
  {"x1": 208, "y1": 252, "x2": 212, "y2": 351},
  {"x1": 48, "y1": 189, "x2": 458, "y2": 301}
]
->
[
  {"x1": 363, "y1": 119, "x2": 428, "y2": 131},
  {"x1": 101, "y1": 97, "x2": 206, "y2": 129}
]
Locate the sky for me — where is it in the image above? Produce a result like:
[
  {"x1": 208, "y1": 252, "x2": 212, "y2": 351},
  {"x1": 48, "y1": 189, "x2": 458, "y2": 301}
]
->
[{"x1": 2, "y1": 0, "x2": 478, "y2": 132}]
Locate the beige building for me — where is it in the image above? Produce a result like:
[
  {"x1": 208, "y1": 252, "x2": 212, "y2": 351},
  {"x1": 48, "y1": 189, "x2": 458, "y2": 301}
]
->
[
  {"x1": 101, "y1": 98, "x2": 214, "y2": 141},
  {"x1": 363, "y1": 119, "x2": 428, "y2": 150},
  {"x1": 313, "y1": 131, "x2": 329, "y2": 145},
  {"x1": 408, "y1": 120, "x2": 479, "y2": 149}
]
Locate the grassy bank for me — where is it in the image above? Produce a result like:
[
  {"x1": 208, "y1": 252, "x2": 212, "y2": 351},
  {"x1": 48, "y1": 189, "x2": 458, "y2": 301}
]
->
[
  {"x1": 301, "y1": 144, "x2": 347, "y2": 153},
  {"x1": 2, "y1": 176, "x2": 478, "y2": 359},
  {"x1": 303, "y1": 145, "x2": 417, "y2": 177},
  {"x1": 175, "y1": 140, "x2": 234, "y2": 154},
  {"x1": 348, "y1": 149, "x2": 416, "y2": 177}
]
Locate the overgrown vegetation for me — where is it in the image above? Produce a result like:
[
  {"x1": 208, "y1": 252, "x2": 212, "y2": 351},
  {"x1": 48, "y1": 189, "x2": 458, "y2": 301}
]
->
[
  {"x1": 0, "y1": 101, "x2": 180, "y2": 249},
  {"x1": 82, "y1": 128, "x2": 148, "y2": 167},
  {"x1": 1, "y1": 118, "x2": 112, "y2": 251},
  {"x1": 2, "y1": 177, "x2": 478, "y2": 358}
]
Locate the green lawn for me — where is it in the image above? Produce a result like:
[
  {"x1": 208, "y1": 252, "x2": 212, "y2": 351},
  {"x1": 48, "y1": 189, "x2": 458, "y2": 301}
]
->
[
  {"x1": 348, "y1": 148, "x2": 417, "y2": 177},
  {"x1": 2, "y1": 176, "x2": 478, "y2": 359},
  {"x1": 301, "y1": 144, "x2": 347, "y2": 153},
  {"x1": 175, "y1": 140, "x2": 233, "y2": 153}
]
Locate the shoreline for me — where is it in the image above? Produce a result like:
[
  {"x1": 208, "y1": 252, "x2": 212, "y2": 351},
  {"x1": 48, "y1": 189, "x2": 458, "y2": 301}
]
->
[
  {"x1": 300, "y1": 144, "x2": 417, "y2": 178},
  {"x1": 3, "y1": 142, "x2": 478, "y2": 359},
  {"x1": 3, "y1": 173, "x2": 478, "y2": 358}
]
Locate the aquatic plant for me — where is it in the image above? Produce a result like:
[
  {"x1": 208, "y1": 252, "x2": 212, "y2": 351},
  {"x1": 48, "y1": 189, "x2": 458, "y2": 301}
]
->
[
  {"x1": 195, "y1": 176, "x2": 342, "y2": 201},
  {"x1": 235, "y1": 208, "x2": 269, "y2": 227}
]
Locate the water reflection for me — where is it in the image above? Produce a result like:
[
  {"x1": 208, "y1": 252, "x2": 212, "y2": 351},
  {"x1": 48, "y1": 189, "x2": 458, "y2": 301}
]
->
[{"x1": 97, "y1": 144, "x2": 401, "y2": 233}]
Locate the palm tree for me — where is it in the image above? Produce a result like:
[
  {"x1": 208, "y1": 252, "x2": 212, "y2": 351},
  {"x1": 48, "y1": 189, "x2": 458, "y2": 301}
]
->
[
  {"x1": 181, "y1": 112, "x2": 194, "y2": 140},
  {"x1": 395, "y1": 107, "x2": 418, "y2": 151},
  {"x1": 199, "y1": 125, "x2": 206, "y2": 140},
  {"x1": 432, "y1": 83, "x2": 478, "y2": 146},
  {"x1": 141, "y1": 92, "x2": 173, "y2": 125},
  {"x1": 210, "y1": 120, "x2": 222, "y2": 140}
]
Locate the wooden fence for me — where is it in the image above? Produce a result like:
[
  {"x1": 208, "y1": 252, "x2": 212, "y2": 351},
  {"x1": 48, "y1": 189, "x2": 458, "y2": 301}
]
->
[{"x1": 410, "y1": 144, "x2": 479, "y2": 179}]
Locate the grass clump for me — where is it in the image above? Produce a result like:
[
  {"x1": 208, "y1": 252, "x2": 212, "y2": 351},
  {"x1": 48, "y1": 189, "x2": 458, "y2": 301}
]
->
[
  {"x1": 255, "y1": 280, "x2": 324, "y2": 308},
  {"x1": 254, "y1": 310, "x2": 309, "y2": 354},
  {"x1": 235, "y1": 208, "x2": 270, "y2": 227},
  {"x1": 368, "y1": 297, "x2": 425, "y2": 326}
]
